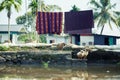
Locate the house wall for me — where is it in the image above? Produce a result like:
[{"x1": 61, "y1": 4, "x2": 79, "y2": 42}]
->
[
  {"x1": 94, "y1": 35, "x2": 105, "y2": 45},
  {"x1": 0, "y1": 34, "x2": 18, "y2": 44},
  {"x1": 12, "y1": 34, "x2": 19, "y2": 44},
  {"x1": 71, "y1": 35, "x2": 94, "y2": 46},
  {"x1": 46, "y1": 35, "x2": 70, "y2": 44},
  {"x1": 71, "y1": 34, "x2": 118, "y2": 46},
  {"x1": 71, "y1": 36, "x2": 75, "y2": 44},
  {"x1": 113, "y1": 37, "x2": 116, "y2": 45},
  {"x1": 0, "y1": 35, "x2": 2, "y2": 43},
  {"x1": 0, "y1": 34, "x2": 8, "y2": 43},
  {"x1": 80, "y1": 36, "x2": 94, "y2": 46},
  {"x1": 94, "y1": 35, "x2": 116, "y2": 45}
]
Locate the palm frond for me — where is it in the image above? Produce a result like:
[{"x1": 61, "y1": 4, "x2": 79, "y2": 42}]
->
[
  {"x1": 113, "y1": 11, "x2": 120, "y2": 16},
  {"x1": 100, "y1": 0, "x2": 110, "y2": 7},
  {"x1": 106, "y1": 3, "x2": 116, "y2": 11},
  {"x1": 0, "y1": 6, "x2": 4, "y2": 11},
  {"x1": 90, "y1": 0, "x2": 102, "y2": 8},
  {"x1": 94, "y1": 12, "x2": 102, "y2": 21},
  {"x1": 15, "y1": 0, "x2": 22, "y2": 5},
  {"x1": 111, "y1": 16, "x2": 119, "y2": 27},
  {"x1": 13, "y1": 2, "x2": 21, "y2": 12},
  {"x1": 108, "y1": 19, "x2": 113, "y2": 30},
  {"x1": 0, "y1": 1, "x2": 6, "y2": 11},
  {"x1": 118, "y1": 17, "x2": 120, "y2": 27},
  {"x1": 96, "y1": 17, "x2": 103, "y2": 28}
]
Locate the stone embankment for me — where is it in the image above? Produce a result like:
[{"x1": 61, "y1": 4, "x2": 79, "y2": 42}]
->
[
  {"x1": 0, "y1": 51, "x2": 71, "y2": 65},
  {"x1": 0, "y1": 43, "x2": 120, "y2": 65},
  {"x1": 0, "y1": 50, "x2": 120, "y2": 65}
]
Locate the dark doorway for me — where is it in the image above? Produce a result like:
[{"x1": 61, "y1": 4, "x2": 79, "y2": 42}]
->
[
  {"x1": 75, "y1": 35, "x2": 80, "y2": 45},
  {"x1": 105, "y1": 37, "x2": 109, "y2": 45},
  {"x1": 10, "y1": 34, "x2": 12, "y2": 43}
]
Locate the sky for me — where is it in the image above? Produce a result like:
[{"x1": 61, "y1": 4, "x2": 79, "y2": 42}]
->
[{"x1": 0, "y1": 0, "x2": 120, "y2": 36}]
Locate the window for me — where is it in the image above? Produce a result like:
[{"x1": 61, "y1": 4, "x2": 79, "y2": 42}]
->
[
  {"x1": 50, "y1": 40, "x2": 55, "y2": 43},
  {"x1": 89, "y1": 42, "x2": 93, "y2": 45},
  {"x1": 82, "y1": 43, "x2": 86, "y2": 46}
]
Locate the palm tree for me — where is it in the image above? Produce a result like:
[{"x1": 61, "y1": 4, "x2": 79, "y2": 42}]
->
[
  {"x1": 38, "y1": 0, "x2": 61, "y2": 12},
  {"x1": 0, "y1": 0, "x2": 22, "y2": 42},
  {"x1": 70, "y1": 5, "x2": 80, "y2": 12},
  {"x1": 29, "y1": 0, "x2": 38, "y2": 17},
  {"x1": 89, "y1": 0, "x2": 120, "y2": 34}
]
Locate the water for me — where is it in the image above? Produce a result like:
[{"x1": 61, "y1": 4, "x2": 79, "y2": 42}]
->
[{"x1": 0, "y1": 64, "x2": 120, "y2": 80}]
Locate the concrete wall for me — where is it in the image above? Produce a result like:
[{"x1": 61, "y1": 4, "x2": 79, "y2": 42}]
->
[
  {"x1": 80, "y1": 36, "x2": 94, "y2": 46},
  {"x1": 12, "y1": 34, "x2": 19, "y2": 44},
  {"x1": 46, "y1": 35, "x2": 70, "y2": 44},
  {"x1": 0, "y1": 34, "x2": 18, "y2": 43},
  {"x1": 71, "y1": 36, "x2": 75, "y2": 44},
  {"x1": 1, "y1": 34, "x2": 8, "y2": 43}
]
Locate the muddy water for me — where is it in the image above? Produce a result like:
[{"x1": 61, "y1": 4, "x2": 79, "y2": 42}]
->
[{"x1": 0, "y1": 64, "x2": 120, "y2": 80}]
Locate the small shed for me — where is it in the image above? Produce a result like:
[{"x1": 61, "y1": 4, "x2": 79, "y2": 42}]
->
[{"x1": 0, "y1": 24, "x2": 26, "y2": 44}]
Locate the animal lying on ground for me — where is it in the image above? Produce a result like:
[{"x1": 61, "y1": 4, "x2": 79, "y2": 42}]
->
[
  {"x1": 57, "y1": 43, "x2": 66, "y2": 50},
  {"x1": 77, "y1": 46, "x2": 91, "y2": 59}
]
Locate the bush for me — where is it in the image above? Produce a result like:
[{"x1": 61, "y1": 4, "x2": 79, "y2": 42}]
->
[
  {"x1": 9, "y1": 46, "x2": 21, "y2": 51},
  {"x1": 0, "y1": 46, "x2": 8, "y2": 51}
]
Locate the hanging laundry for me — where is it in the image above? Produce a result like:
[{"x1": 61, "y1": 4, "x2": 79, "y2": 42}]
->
[{"x1": 36, "y1": 12, "x2": 63, "y2": 34}]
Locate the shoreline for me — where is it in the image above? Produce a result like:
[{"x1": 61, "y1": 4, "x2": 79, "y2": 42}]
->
[
  {"x1": 0, "y1": 43, "x2": 120, "y2": 65},
  {"x1": 0, "y1": 50, "x2": 120, "y2": 66}
]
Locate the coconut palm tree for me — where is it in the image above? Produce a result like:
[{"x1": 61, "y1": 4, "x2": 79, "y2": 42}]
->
[
  {"x1": 0, "y1": 0, "x2": 22, "y2": 42},
  {"x1": 70, "y1": 5, "x2": 80, "y2": 12},
  {"x1": 29, "y1": 0, "x2": 61, "y2": 15},
  {"x1": 38, "y1": 0, "x2": 61, "y2": 12},
  {"x1": 29, "y1": 0, "x2": 38, "y2": 17},
  {"x1": 89, "y1": 0, "x2": 120, "y2": 34}
]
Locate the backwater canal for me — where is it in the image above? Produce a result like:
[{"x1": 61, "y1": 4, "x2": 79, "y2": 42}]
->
[{"x1": 0, "y1": 63, "x2": 120, "y2": 80}]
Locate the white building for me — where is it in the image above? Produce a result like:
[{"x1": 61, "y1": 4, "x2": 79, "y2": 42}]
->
[
  {"x1": 71, "y1": 34, "x2": 119, "y2": 46},
  {"x1": 46, "y1": 34, "x2": 70, "y2": 44},
  {"x1": 0, "y1": 24, "x2": 26, "y2": 44}
]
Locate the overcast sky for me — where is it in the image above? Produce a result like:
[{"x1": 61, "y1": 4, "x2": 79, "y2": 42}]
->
[{"x1": 0, "y1": 0, "x2": 120, "y2": 36}]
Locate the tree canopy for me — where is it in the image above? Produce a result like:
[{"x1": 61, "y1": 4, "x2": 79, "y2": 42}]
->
[
  {"x1": 89, "y1": 0, "x2": 120, "y2": 34},
  {"x1": 70, "y1": 5, "x2": 80, "y2": 12},
  {"x1": 0, "y1": 0, "x2": 22, "y2": 42}
]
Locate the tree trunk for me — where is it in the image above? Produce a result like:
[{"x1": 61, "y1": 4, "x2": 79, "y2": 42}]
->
[
  {"x1": 100, "y1": 25, "x2": 105, "y2": 34},
  {"x1": 7, "y1": 11, "x2": 11, "y2": 43},
  {"x1": 8, "y1": 17, "x2": 10, "y2": 43}
]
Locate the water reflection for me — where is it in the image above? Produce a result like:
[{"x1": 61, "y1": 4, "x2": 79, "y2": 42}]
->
[{"x1": 0, "y1": 64, "x2": 120, "y2": 80}]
